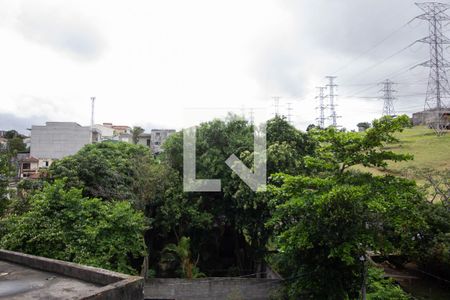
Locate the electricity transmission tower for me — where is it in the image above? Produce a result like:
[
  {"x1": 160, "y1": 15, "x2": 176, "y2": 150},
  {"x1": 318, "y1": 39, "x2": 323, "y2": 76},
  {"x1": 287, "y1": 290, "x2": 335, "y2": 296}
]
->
[
  {"x1": 326, "y1": 76, "x2": 340, "y2": 127},
  {"x1": 416, "y1": 2, "x2": 450, "y2": 135},
  {"x1": 249, "y1": 108, "x2": 254, "y2": 125},
  {"x1": 272, "y1": 96, "x2": 281, "y2": 117},
  {"x1": 380, "y1": 79, "x2": 396, "y2": 116},
  {"x1": 287, "y1": 102, "x2": 293, "y2": 125},
  {"x1": 316, "y1": 86, "x2": 326, "y2": 128}
]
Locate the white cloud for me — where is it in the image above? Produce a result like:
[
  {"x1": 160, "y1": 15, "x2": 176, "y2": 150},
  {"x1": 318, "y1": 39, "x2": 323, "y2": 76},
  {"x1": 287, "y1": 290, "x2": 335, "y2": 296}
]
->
[{"x1": 0, "y1": 0, "x2": 436, "y2": 131}]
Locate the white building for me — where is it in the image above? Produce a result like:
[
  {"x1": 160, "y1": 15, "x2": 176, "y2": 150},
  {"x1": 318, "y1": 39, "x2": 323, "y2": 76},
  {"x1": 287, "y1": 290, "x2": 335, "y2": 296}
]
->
[{"x1": 30, "y1": 122, "x2": 96, "y2": 164}]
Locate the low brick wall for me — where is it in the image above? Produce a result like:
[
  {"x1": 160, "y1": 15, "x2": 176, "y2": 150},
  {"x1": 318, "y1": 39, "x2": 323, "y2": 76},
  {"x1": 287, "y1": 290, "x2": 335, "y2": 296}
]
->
[
  {"x1": 144, "y1": 277, "x2": 282, "y2": 300},
  {"x1": 0, "y1": 249, "x2": 144, "y2": 300}
]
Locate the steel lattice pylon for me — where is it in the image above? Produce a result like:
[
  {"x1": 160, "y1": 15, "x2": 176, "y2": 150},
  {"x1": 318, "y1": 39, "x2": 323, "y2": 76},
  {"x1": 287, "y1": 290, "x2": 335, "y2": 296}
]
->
[
  {"x1": 380, "y1": 79, "x2": 396, "y2": 117},
  {"x1": 316, "y1": 86, "x2": 326, "y2": 128},
  {"x1": 416, "y1": 2, "x2": 450, "y2": 135},
  {"x1": 326, "y1": 76, "x2": 340, "y2": 127}
]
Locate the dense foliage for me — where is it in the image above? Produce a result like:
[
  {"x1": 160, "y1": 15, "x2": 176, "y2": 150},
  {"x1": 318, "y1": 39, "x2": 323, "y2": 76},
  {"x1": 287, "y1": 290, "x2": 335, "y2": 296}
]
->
[
  {"x1": 0, "y1": 151, "x2": 10, "y2": 215},
  {"x1": 267, "y1": 174, "x2": 426, "y2": 299},
  {"x1": 0, "y1": 114, "x2": 448, "y2": 299},
  {"x1": 49, "y1": 142, "x2": 155, "y2": 204},
  {"x1": 0, "y1": 180, "x2": 146, "y2": 274}
]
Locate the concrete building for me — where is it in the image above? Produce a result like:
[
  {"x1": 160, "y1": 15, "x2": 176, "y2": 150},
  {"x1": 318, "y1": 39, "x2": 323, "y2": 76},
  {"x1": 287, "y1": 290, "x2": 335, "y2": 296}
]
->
[
  {"x1": 412, "y1": 109, "x2": 450, "y2": 127},
  {"x1": 93, "y1": 123, "x2": 115, "y2": 139},
  {"x1": 137, "y1": 133, "x2": 152, "y2": 148},
  {"x1": 30, "y1": 122, "x2": 97, "y2": 164},
  {"x1": 138, "y1": 129, "x2": 175, "y2": 154}
]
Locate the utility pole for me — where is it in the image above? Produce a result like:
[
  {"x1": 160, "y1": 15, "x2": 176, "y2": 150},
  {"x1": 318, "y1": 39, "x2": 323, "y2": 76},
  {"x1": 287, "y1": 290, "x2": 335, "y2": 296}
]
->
[
  {"x1": 90, "y1": 96, "x2": 95, "y2": 143},
  {"x1": 272, "y1": 96, "x2": 281, "y2": 117},
  {"x1": 415, "y1": 2, "x2": 450, "y2": 135},
  {"x1": 249, "y1": 108, "x2": 254, "y2": 125},
  {"x1": 326, "y1": 76, "x2": 340, "y2": 127},
  {"x1": 380, "y1": 79, "x2": 396, "y2": 116},
  {"x1": 316, "y1": 87, "x2": 326, "y2": 128}
]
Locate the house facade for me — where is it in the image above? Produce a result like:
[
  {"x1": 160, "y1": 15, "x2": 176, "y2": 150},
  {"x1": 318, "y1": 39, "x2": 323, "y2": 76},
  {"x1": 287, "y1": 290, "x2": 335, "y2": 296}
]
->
[
  {"x1": 93, "y1": 123, "x2": 132, "y2": 142},
  {"x1": 17, "y1": 155, "x2": 40, "y2": 179},
  {"x1": 138, "y1": 129, "x2": 175, "y2": 154},
  {"x1": 27, "y1": 122, "x2": 97, "y2": 175}
]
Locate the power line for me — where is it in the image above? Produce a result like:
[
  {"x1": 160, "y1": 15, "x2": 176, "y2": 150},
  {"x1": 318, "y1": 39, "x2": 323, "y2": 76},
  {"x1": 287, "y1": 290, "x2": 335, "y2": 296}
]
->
[
  {"x1": 342, "y1": 42, "x2": 417, "y2": 83},
  {"x1": 343, "y1": 61, "x2": 422, "y2": 99},
  {"x1": 333, "y1": 20, "x2": 412, "y2": 75}
]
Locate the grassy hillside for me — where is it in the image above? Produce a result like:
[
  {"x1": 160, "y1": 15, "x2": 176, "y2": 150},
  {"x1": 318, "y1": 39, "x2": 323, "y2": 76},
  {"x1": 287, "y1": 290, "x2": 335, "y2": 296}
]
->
[{"x1": 355, "y1": 126, "x2": 450, "y2": 179}]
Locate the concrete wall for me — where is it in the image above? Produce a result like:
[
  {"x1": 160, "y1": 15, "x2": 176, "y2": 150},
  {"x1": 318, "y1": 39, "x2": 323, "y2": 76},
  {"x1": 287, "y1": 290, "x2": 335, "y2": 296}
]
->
[
  {"x1": 31, "y1": 122, "x2": 92, "y2": 159},
  {"x1": 412, "y1": 110, "x2": 450, "y2": 126},
  {"x1": 150, "y1": 129, "x2": 175, "y2": 153},
  {"x1": 0, "y1": 250, "x2": 144, "y2": 300},
  {"x1": 144, "y1": 278, "x2": 282, "y2": 300}
]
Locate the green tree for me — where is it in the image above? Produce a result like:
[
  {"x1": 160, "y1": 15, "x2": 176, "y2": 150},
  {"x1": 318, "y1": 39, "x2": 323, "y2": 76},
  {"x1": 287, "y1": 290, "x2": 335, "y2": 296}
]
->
[
  {"x1": 49, "y1": 141, "x2": 154, "y2": 204},
  {"x1": 7, "y1": 136, "x2": 27, "y2": 154},
  {"x1": 266, "y1": 116, "x2": 424, "y2": 298},
  {"x1": 366, "y1": 267, "x2": 410, "y2": 300},
  {"x1": 161, "y1": 115, "x2": 316, "y2": 276},
  {"x1": 357, "y1": 122, "x2": 371, "y2": 131},
  {"x1": 0, "y1": 180, "x2": 147, "y2": 274},
  {"x1": 49, "y1": 140, "x2": 211, "y2": 276},
  {"x1": 267, "y1": 174, "x2": 426, "y2": 299},
  {"x1": 305, "y1": 115, "x2": 413, "y2": 175},
  {"x1": 160, "y1": 236, "x2": 204, "y2": 278},
  {"x1": 0, "y1": 151, "x2": 10, "y2": 215},
  {"x1": 131, "y1": 126, "x2": 145, "y2": 144},
  {"x1": 4, "y1": 130, "x2": 21, "y2": 139}
]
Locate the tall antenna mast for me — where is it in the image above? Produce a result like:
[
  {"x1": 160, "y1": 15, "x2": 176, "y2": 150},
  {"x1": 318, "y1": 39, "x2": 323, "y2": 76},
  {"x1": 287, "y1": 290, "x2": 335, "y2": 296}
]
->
[
  {"x1": 380, "y1": 79, "x2": 396, "y2": 116},
  {"x1": 415, "y1": 2, "x2": 450, "y2": 135},
  {"x1": 326, "y1": 76, "x2": 340, "y2": 127},
  {"x1": 90, "y1": 96, "x2": 95, "y2": 143},
  {"x1": 316, "y1": 86, "x2": 326, "y2": 128}
]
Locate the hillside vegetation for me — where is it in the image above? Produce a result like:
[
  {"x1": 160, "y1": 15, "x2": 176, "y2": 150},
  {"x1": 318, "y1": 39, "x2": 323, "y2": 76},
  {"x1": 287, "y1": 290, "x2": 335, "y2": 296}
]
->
[{"x1": 356, "y1": 126, "x2": 450, "y2": 178}]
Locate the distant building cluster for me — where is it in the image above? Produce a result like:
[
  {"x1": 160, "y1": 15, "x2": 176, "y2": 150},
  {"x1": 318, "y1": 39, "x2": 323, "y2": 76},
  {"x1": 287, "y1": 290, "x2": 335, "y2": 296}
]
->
[{"x1": 11, "y1": 122, "x2": 175, "y2": 179}]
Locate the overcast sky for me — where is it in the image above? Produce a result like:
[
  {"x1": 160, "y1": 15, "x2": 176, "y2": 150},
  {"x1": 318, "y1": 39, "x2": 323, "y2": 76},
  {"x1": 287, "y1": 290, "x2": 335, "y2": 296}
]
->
[{"x1": 0, "y1": 0, "x2": 436, "y2": 132}]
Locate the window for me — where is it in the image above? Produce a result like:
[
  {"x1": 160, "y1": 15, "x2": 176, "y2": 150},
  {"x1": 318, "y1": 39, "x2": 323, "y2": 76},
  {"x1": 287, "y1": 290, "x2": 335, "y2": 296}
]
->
[
  {"x1": 147, "y1": 139, "x2": 151, "y2": 146},
  {"x1": 154, "y1": 141, "x2": 160, "y2": 145},
  {"x1": 22, "y1": 163, "x2": 30, "y2": 170},
  {"x1": 45, "y1": 161, "x2": 49, "y2": 167}
]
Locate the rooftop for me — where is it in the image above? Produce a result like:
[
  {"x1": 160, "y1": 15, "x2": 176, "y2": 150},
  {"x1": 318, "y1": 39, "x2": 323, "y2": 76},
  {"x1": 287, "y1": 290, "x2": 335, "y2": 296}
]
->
[
  {"x1": 0, "y1": 260, "x2": 99, "y2": 299},
  {"x1": 0, "y1": 250, "x2": 144, "y2": 300}
]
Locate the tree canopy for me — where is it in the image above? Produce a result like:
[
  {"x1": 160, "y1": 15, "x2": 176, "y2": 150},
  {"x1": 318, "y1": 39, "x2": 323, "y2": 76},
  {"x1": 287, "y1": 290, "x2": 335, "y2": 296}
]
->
[{"x1": 0, "y1": 180, "x2": 147, "y2": 274}]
